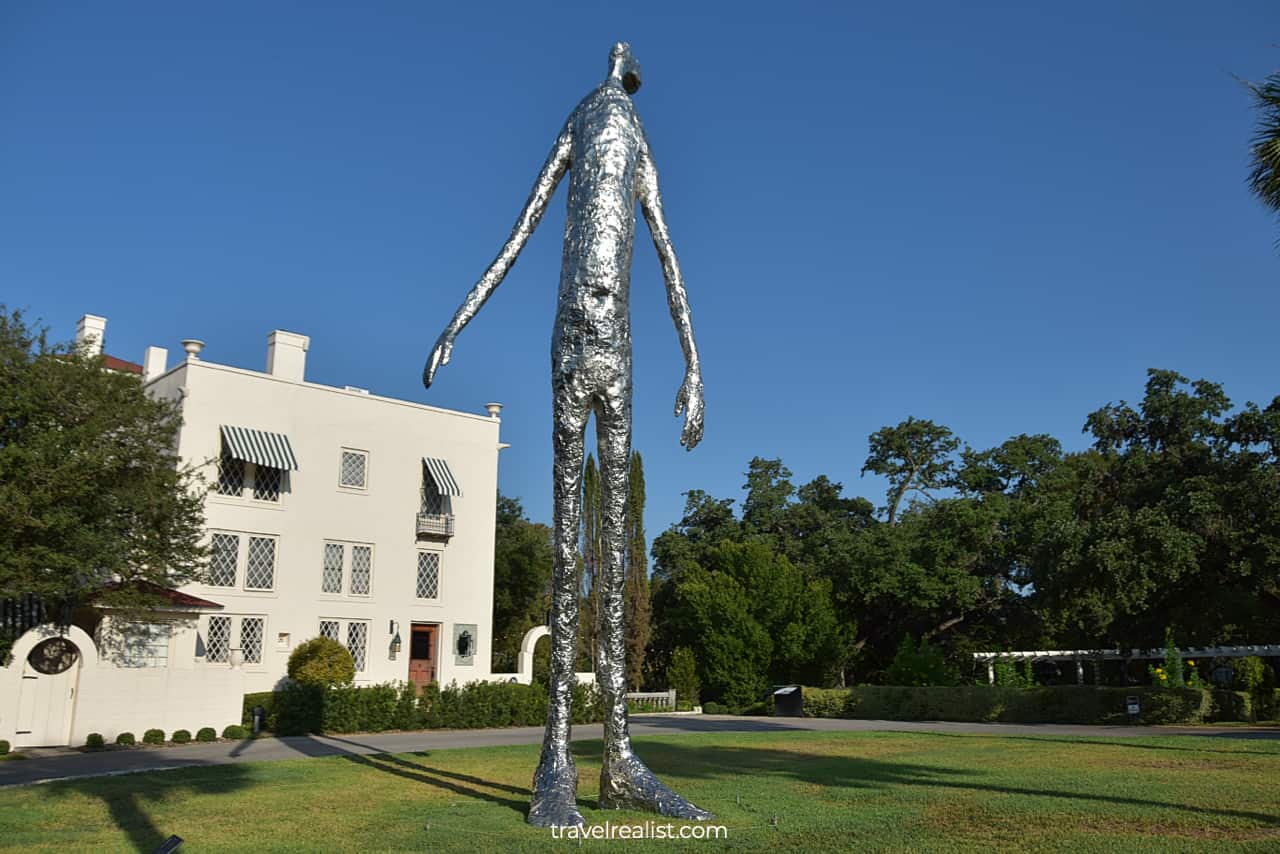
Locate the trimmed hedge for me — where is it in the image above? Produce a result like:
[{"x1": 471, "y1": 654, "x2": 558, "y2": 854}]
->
[
  {"x1": 115, "y1": 732, "x2": 136, "y2": 746},
  {"x1": 800, "y1": 686, "x2": 1218, "y2": 725},
  {"x1": 0, "y1": 739, "x2": 8, "y2": 755},
  {"x1": 142, "y1": 729, "x2": 165, "y2": 746},
  {"x1": 1260, "y1": 689, "x2": 1280, "y2": 721},
  {"x1": 84, "y1": 733, "x2": 105, "y2": 750},
  {"x1": 243, "y1": 680, "x2": 604, "y2": 736},
  {"x1": 222, "y1": 725, "x2": 248, "y2": 740},
  {"x1": 802, "y1": 688, "x2": 851, "y2": 719},
  {"x1": 172, "y1": 729, "x2": 192, "y2": 744},
  {"x1": 1208, "y1": 688, "x2": 1280, "y2": 722},
  {"x1": 196, "y1": 727, "x2": 217, "y2": 743}
]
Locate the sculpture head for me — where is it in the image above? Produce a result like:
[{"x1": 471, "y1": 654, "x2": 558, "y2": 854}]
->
[{"x1": 608, "y1": 41, "x2": 642, "y2": 95}]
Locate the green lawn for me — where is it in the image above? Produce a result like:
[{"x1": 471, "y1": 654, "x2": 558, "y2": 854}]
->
[{"x1": 1, "y1": 730, "x2": 1278, "y2": 852}]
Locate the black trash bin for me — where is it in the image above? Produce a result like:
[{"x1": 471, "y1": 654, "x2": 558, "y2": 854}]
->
[{"x1": 773, "y1": 685, "x2": 802, "y2": 717}]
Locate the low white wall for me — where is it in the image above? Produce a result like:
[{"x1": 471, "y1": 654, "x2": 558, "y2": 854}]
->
[
  {"x1": 70, "y1": 666, "x2": 247, "y2": 745},
  {"x1": 1, "y1": 623, "x2": 246, "y2": 748}
]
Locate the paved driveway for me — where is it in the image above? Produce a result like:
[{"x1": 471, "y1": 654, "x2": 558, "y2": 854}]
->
[{"x1": 3, "y1": 715, "x2": 1277, "y2": 788}]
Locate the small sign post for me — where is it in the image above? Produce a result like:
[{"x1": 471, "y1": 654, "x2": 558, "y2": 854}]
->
[{"x1": 1126, "y1": 695, "x2": 1140, "y2": 722}]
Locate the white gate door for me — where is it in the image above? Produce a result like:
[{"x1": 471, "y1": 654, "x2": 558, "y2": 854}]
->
[{"x1": 15, "y1": 638, "x2": 81, "y2": 748}]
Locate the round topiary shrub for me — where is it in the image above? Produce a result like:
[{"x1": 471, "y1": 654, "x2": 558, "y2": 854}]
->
[
  {"x1": 222, "y1": 724, "x2": 248, "y2": 740},
  {"x1": 0, "y1": 739, "x2": 10, "y2": 755},
  {"x1": 196, "y1": 727, "x2": 217, "y2": 742},
  {"x1": 172, "y1": 729, "x2": 192, "y2": 744},
  {"x1": 142, "y1": 729, "x2": 165, "y2": 745},
  {"x1": 85, "y1": 733, "x2": 105, "y2": 750},
  {"x1": 115, "y1": 732, "x2": 136, "y2": 746},
  {"x1": 288, "y1": 636, "x2": 355, "y2": 688}
]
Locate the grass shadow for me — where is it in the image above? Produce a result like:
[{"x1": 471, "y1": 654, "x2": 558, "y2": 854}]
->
[
  {"x1": 337, "y1": 752, "x2": 530, "y2": 817},
  {"x1": 47, "y1": 761, "x2": 256, "y2": 853},
  {"x1": 307, "y1": 736, "x2": 530, "y2": 818}
]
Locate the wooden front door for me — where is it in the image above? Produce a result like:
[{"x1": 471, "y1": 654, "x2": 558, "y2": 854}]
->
[
  {"x1": 16, "y1": 637, "x2": 81, "y2": 748},
  {"x1": 408, "y1": 623, "x2": 438, "y2": 692}
]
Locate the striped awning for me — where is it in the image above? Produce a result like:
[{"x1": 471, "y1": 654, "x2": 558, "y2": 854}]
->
[
  {"x1": 423, "y1": 456, "x2": 462, "y2": 497},
  {"x1": 220, "y1": 425, "x2": 299, "y2": 471}
]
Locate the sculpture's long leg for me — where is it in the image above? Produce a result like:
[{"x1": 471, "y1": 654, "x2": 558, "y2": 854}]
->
[
  {"x1": 528, "y1": 384, "x2": 590, "y2": 828},
  {"x1": 593, "y1": 393, "x2": 633, "y2": 757},
  {"x1": 594, "y1": 395, "x2": 712, "y2": 821}
]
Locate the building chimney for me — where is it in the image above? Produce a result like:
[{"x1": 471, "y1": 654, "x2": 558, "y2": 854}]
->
[
  {"x1": 143, "y1": 346, "x2": 168, "y2": 382},
  {"x1": 484, "y1": 402, "x2": 503, "y2": 419},
  {"x1": 266, "y1": 330, "x2": 309, "y2": 382},
  {"x1": 76, "y1": 314, "x2": 107, "y2": 357}
]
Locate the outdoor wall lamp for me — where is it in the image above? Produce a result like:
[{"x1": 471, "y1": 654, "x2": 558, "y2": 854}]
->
[{"x1": 389, "y1": 620, "x2": 401, "y2": 658}]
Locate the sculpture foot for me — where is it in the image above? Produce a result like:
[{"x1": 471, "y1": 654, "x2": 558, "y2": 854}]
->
[
  {"x1": 599, "y1": 754, "x2": 713, "y2": 820},
  {"x1": 528, "y1": 753, "x2": 584, "y2": 828}
]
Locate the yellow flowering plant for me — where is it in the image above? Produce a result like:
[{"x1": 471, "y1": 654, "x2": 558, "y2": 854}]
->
[{"x1": 1148, "y1": 631, "x2": 1186, "y2": 687}]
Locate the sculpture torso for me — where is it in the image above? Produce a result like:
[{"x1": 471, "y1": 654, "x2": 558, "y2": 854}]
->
[{"x1": 553, "y1": 83, "x2": 645, "y2": 382}]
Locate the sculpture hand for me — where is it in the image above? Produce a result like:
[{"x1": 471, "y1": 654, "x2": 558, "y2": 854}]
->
[
  {"x1": 675, "y1": 369, "x2": 704, "y2": 450},
  {"x1": 423, "y1": 331, "x2": 455, "y2": 389}
]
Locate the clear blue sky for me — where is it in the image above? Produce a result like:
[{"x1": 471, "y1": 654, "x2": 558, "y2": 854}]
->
[{"x1": 3, "y1": 2, "x2": 1278, "y2": 540}]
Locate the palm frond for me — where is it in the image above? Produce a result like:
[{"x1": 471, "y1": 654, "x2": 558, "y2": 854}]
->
[{"x1": 1245, "y1": 71, "x2": 1280, "y2": 213}]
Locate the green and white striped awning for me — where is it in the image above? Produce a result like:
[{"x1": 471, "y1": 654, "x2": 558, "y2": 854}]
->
[
  {"x1": 423, "y1": 457, "x2": 462, "y2": 497},
  {"x1": 221, "y1": 425, "x2": 299, "y2": 471}
]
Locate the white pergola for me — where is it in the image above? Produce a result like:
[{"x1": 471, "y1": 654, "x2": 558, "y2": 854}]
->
[{"x1": 972, "y1": 645, "x2": 1280, "y2": 685}]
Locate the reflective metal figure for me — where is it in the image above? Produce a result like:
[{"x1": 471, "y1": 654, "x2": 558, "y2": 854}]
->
[{"x1": 423, "y1": 42, "x2": 708, "y2": 827}]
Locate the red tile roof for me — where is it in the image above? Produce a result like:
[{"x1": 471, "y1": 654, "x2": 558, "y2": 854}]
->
[
  {"x1": 99, "y1": 580, "x2": 223, "y2": 610},
  {"x1": 102, "y1": 354, "x2": 143, "y2": 374}
]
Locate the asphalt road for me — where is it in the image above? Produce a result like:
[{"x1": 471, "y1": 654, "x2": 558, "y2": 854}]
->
[{"x1": 3, "y1": 714, "x2": 1277, "y2": 788}]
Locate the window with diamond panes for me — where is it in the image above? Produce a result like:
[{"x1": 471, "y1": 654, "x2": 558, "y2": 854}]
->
[
  {"x1": 206, "y1": 616, "x2": 231, "y2": 663},
  {"x1": 351, "y1": 546, "x2": 372, "y2": 595},
  {"x1": 208, "y1": 533, "x2": 239, "y2": 587},
  {"x1": 340, "y1": 450, "x2": 367, "y2": 489},
  {"x1": 245, "y1": 536, "x2": 276, "y2": 590},
  {"x1": 241, "y1": 617, "x2": 264, "y2": 664},
  {"x1": 253, "y1": 465, "x2": 282, "y2": 502},
  {"x1": 319, "y1": 620, "x2": 339, "y2": 641},
  {"x1": 346, "y1": 622, "x2": 368, "y2": 671},
  {"x1": 416, "y1": 552, "x2": 440, "y2": 599},
  {"x1": 217, "y1": 455, "x2": 245, "y2": 496},
  {"x1": 322, "y1": 543, "x2": 344, "y2": 594},
  {"x1": 420, "y1": 471, "x2": 445, "y2": 516}
]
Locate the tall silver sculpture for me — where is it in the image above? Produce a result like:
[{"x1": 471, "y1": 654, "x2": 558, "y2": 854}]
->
[{"x1": 423, "y1": 42, "x2": 709, "y2": 827}]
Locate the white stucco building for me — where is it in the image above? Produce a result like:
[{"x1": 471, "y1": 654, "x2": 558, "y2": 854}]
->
[{"x1": 1, "y1": 316, "x2": 503, "y2": 747}]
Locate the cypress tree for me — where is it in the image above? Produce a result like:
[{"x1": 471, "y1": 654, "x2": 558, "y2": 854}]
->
[
  {"x1": 580, "y1": 454, "x2": 601, "y2": 667},
  {"x1": 624, "y1": 451, "x2": 652, "y2": 688}
]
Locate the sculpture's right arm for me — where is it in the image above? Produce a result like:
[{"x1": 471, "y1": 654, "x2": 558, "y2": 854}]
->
[{"x1": 423, "y1": 123, "x2": 573, "y2": 388}]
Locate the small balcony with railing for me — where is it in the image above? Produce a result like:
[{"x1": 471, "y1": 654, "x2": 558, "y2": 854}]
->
[
  {"x1": 416, "y1": 512, "x2": 455, "y2": 539},
  {"x1": 417, "y1": 475, "x2": 454, "y2": 540}
]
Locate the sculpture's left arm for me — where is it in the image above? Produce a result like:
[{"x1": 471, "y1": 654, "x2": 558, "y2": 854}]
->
[{"x1": 638, "y1": 139, "x2": 704, "y2": 450}]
